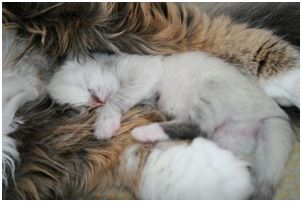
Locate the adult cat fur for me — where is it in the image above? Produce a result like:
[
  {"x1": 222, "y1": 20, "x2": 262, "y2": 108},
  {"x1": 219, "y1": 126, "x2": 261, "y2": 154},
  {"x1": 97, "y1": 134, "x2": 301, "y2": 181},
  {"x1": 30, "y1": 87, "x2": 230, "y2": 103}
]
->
[
  {"x1": 2, "y1": 2, "x2": 299, "y2": 194},
  {"x1": 208, "y1": 2, "x2": 299, "y2": 46},
  {"x1": 2, "y1": 28, "x2": 47, "y2": 187},
  {"x1": 3, "y1": 3, "x2": 300, "y2": 108},
  {"x1": 208, "y1": 2, "x2": 300, "y2": 108},
  {"x1": 4, "y1": 96, "x2": 253, "y2": 199}
]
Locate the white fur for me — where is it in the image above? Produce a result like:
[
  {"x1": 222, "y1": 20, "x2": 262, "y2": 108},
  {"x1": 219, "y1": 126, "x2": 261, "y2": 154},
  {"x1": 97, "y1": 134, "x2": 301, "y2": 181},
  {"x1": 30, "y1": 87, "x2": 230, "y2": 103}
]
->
[
  {"x1": 259, "y1": 63, "x2": 300, "y2": 108},
  {"x1": 94, "y1": 106, "x2": 122, "y2": 139},
  {"x1": 129, "y1": 138, "x2": 254, "y2": 199},
  {"x1": 2, "y1": 29, "x2": 43, "y2": 187},
  {"x1": 48, "y1": 51, "x2": 294, "y2": 199},
  {"x1": 132, "y1": 123, "x2": 169, "y2": 142},
  {"x1": 2, "y1": 136, "x2": 18, "y2": 187},
  {"x1": 2, "y1": 74, "x2": 39, "y2": 187},
  {"x1": 48, "y1": 60, "x2": 120, "y2": 107},
  {"x1": 48, "y1": 54, "x2": 162, "y2": 139}
]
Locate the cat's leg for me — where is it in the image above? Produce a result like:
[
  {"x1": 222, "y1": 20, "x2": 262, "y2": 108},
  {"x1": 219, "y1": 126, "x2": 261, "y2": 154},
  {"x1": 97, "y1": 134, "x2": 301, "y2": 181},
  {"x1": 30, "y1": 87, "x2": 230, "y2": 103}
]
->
[
  {"x1": 132, "y1": 99, "x2": 216, "y2": 142},
  {"x1": 211, "y1": 117, "x2": 294, "y2": 199},
  {"x1": 3, "y1": 74, "x2": 38, "y2": 106},
  {"x1": 3, "y1": 74, "x2": 39, "y2": 136},
  {"x1": 93, "y1": 103, "x2": 122, "y2": 140},
  {"x1": 249, "y1": 117, "x2": 294, "y2": 199},
  {"x1": 131, "y1": 120, "x2": 204, "y2": 142},
  {"x1": 259, "y1": 65, "x2": 300, "y2": 108},
  {"x1": 121, "y1": 138, "x2": 254, "y2": 199},
  {"x1": 94, "y1": 77, "x2": 160, "y2": 140}
]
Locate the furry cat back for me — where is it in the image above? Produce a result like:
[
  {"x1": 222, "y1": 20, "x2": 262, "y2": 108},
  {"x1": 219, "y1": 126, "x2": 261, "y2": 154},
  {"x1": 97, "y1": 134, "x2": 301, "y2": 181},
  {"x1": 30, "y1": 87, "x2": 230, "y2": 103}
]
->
[
  {"x1": 3, "y1": 2, "x2": 300, "y2": 110},
  {"x1": 3, "y1": 3, "x2": 299, "y2": 79},
  {"x1": 208, "y1": 2, "x2": 300, "y2": 46},
  {"x1": 4, "y1": 2, "x2": 300, "y2": 108},
  {"x1": 207, "y1": 2, "x2": 300, "y2": 108}
]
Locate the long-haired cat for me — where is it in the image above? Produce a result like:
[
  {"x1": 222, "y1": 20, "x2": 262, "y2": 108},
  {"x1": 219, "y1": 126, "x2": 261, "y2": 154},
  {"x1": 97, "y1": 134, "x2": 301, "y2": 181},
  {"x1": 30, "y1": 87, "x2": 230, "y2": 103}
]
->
[
  {"x1": 4, "y1": 95, "x2": 253, "y2": 200},
  {"x1": 2, "y1": 2, "x2": 299, "y2": 197},
  {"x1": 3, "y1": 3, "x2": 300, "y2": 107},
  {"x1": 48, "y1": 51, "x2": 295, "y2": 199},
  {"x1": 208, "y1": 3, "x2": 300, "y2": 108}
]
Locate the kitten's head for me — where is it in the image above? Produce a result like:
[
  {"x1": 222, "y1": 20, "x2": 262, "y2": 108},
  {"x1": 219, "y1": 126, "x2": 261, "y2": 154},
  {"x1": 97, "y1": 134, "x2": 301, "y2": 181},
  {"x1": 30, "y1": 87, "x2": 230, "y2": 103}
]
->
[{"x1": 48, "y1": 60, "x2": 120, "y2": 107}]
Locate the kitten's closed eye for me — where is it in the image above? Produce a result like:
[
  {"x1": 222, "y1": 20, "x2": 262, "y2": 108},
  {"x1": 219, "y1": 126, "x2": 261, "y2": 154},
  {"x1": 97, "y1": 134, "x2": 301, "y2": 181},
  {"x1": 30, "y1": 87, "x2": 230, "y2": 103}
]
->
[
  {"x1": 86, "y1": 72, "x2": 120, "y2": 103},
  {"x1": 48, "y1": 60, "x2": 120, "y2": 109}
]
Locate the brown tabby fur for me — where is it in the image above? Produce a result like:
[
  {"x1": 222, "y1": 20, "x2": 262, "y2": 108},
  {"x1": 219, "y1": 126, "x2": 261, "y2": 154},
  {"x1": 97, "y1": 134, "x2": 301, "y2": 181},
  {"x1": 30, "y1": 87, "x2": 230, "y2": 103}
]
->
[
  {"x1": 3, "y1": 2, "x2": 298, "y2": 79},
  {"x1": 2, "y1": 2, "x2": 299, "y2": 199},
  {"x1": 4, "y1": 96, "x2": 167, "y2": 199}
]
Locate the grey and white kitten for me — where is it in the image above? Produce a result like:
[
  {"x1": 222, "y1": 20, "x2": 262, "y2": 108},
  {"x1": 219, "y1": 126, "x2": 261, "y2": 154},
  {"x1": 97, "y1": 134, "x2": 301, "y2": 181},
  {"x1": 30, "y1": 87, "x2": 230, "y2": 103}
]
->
[{"x1": 48, "y1": 52, "x2": 294, "y2": 199}]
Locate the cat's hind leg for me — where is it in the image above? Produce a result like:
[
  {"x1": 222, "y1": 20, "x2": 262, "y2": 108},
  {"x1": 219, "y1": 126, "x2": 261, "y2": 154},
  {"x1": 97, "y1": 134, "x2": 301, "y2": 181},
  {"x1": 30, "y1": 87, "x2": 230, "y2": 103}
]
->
[
  {"x1": 250, "y1": 117, "x2": 294, "y2": 199},
  {"x1": 211, "y1": 117, "x2": 294, "y2": 199},
  {"x1": 131, "y1": 120, "x2": 204, "y2": 142},
  {"x1": 259, "y1": 65, "x2": 300, "y2": 108}
]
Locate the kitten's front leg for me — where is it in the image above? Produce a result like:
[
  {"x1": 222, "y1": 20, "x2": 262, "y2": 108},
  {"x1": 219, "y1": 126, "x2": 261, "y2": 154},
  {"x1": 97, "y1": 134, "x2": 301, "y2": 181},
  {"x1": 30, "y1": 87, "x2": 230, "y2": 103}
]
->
[
  {"x1": 94, "y1": 78, "x2": 159, "y2": 140},
  {"x1": 94, "y1": 103, "x2": 122, "y2": 140}
]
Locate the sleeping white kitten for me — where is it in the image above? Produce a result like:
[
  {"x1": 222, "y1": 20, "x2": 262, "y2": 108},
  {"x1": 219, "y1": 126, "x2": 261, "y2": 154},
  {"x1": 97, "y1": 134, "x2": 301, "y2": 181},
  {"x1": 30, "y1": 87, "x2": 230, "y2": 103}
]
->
[{"x1": 48, "y1": 52, "x2": 294, "y2": 199}]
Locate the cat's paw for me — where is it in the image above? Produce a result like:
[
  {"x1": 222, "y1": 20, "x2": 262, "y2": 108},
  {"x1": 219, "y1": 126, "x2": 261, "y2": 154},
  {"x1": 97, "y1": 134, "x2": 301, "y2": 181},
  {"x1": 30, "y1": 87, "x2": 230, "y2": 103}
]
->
[
  {"x1": 260, "y1": 66, "x2": 300, "y2": 108},
  {"x1": 94, "y1": 108, "x2": 121, "y2": 140},
  {"x1": 131, "y1": 123, "x2": 169, "y2": 142},
  {"x1": 3, "y1": 75, "x2": 39, "y2": 105}
]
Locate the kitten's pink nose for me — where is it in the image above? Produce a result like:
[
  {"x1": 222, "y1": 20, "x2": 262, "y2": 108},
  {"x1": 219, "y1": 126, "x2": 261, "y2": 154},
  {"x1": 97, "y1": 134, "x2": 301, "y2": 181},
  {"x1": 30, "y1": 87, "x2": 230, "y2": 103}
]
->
[{"x1": 89, "y1": 94, "x2": 104, "y2": 107}]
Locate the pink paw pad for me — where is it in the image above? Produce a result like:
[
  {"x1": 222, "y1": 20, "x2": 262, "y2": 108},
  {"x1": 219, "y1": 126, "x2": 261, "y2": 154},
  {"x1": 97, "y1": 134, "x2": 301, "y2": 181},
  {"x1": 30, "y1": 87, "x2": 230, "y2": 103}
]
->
[
  {"x1": 93, "y1": 115, "x2": 121, "y2": 140},
  {"x1": 131, "y1": 123, "x2": 169, "y2": 142}
]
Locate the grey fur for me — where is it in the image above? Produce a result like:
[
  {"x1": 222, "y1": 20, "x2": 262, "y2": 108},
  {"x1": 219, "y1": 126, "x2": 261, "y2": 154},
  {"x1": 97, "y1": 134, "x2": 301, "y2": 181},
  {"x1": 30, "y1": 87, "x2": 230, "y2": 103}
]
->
[
  {"x1": 161, "y1": 121, "x2": 204, "y2": 140},
  {"x1": 209, "y1": 2, "x2": 300, "y2": 47}
]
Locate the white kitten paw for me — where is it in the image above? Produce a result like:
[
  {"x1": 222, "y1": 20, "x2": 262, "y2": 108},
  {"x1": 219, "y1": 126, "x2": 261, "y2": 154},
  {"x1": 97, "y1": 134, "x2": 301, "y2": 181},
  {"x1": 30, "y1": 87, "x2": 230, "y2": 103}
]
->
[
  {"x1": 3, "y1": 75, "x2": 39, "y2": 105},
  {"x1": 131, "y1": 123, "x2": 169, "y2": 142},
  {"x1": 94, "y1": 109, "x2": 121, "y2": 140}
]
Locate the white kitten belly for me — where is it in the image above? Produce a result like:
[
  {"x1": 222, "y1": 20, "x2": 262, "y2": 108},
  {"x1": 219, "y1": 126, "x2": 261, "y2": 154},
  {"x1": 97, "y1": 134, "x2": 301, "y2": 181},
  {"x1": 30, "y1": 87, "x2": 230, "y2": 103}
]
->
[{"x1": 210, "y1": 120, "x2": 262, "y2": 157}]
